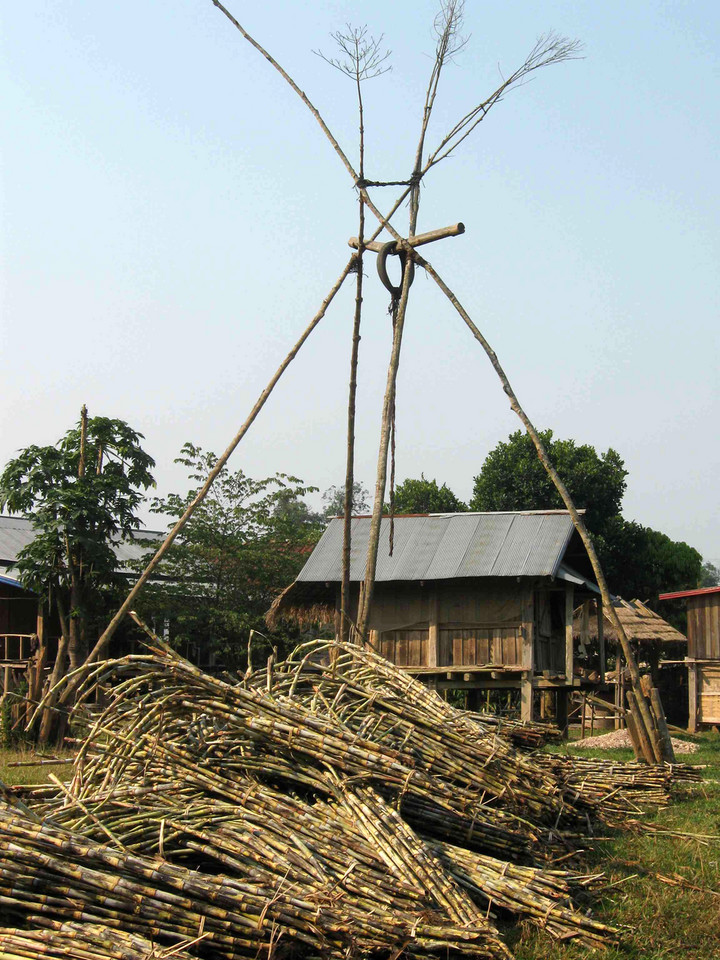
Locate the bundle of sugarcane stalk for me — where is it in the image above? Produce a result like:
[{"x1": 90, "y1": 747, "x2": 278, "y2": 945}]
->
[
  {"x1": 0, "y1": 920, "x2": 199, "y2": 960},
  {"x1": 0, "y1": 803, "x2": 510, "y2": 959},
  {"x1": 459, "y1": 711, "x2": 563, "y2": 749},
  {"x1": 535, "y1": 752, "x2": 702, "y2": 822},
  {"x1": 2, "y1": 638, "x2": 700, "y2": 958}
]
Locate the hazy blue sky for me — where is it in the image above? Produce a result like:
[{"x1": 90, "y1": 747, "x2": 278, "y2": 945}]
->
[{"x1": 2, "y1": 1, "x2": 718, "y2": 561}]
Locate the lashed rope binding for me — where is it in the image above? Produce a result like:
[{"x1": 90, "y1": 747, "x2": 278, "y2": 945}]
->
[{"x1": 376, "y1": 242, "x2": 416, "y2": 556}]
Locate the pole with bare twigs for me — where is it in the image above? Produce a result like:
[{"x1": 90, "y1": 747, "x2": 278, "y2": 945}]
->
[
  {"x1": 205, "y1": 0, "x2": 670, "y2": 761},
  {"x1": 315, "y1": 28, "x2": 391, "y2": 642}
]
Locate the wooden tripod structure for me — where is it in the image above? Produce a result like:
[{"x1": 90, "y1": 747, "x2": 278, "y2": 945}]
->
[{"x1": 35, "y1": 1, "x2": 674, "y2": 764}]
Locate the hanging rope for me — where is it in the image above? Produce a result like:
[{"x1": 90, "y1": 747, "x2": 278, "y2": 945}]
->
[{"x1": 376, "y1": 241, "x2": 415, "y2": 557}]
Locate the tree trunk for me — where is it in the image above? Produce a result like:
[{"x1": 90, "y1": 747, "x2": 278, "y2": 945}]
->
[{"x1": 38, "y1": 596, "x2": 71, "y2": 747}]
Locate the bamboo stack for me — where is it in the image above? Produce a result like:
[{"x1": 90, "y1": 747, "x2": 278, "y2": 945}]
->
[{"x1": 1, "y1": 638, "x2": 701, "y2": 958}]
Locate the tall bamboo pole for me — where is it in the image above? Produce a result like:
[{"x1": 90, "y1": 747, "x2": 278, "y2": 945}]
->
[
  {"x1": 45, "y1": 260, "x2": 356, "y2": 715},
  {"x1": 413, "y1": 249, "x2": 671, "y2": 763}
]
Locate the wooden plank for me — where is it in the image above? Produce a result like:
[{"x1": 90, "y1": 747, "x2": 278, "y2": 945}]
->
[
  {"x1": 565, "y1": 585, "x2": 574, "y2": 682},
  {"x1": 452, "y1": 633, "x2": 462, "y2": 667},
  {"x1": 438, "y1": 629, "x2": 452, "y2": 667},
  {"x1": 463, "y1": 632, "x2": 477, "y2": 666},
  {"x1": 408, "y1": 632, "x2": 421, "y2": 667},
  {"x1": 521, "y1": 672, "x2": 533, "y2": 722},
  {"x1": 396, "y1": 631, "x2": 408, "y2": 667},
  {"x1": 491, "y1": 629, "x2": 502, "y2": 665},
  {"x1": 427, "y1": 586, "x2": 438, "y2": 668},
  {"x1": 689, "y1": 663, "x2": 698, "y2": 732}
]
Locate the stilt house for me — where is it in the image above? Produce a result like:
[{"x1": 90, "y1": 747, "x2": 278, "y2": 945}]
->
[
  {"x1": 573, "y1": 597, "x2": 688, "y2": 727},
  {"x1": 269, "y1": 510, "x2": 604, "y2": 724}
]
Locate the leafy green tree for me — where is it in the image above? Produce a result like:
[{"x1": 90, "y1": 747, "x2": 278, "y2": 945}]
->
[
  {"x1": 321, "y1": 482, "x2": 370, "y2": 518},
  {"x1": 596, "y1": 517, "x2": 701, "y2": 604},
  {"x1": 0, "y1": 410, "x2": 155, "y2": 741},
  {"x1": 139, "y1": 444, "x2": 320, "y2": 668},
  {"x1": 0, "y1": 412, "x2": 155, "y2": 666},
  {"x1": 471, "y1": 429, "x2": 626, "y2": 534},
  {"x1": 700, "y1": 560, "x2": 720, "y2": 588},
  {"x1": 471, "y1": 429, "x2": 701, "y2": 604},
  {"x1": 390, "y1": 475, "x2": 467, "y2": 514}
]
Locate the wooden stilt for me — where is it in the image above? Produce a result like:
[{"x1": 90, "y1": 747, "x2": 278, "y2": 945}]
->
[{"x1": 556, "y1": 689, "x2": 568, "y2": 739}]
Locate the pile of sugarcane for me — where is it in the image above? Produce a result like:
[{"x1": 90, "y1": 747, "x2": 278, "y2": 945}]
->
[
  {"x1": 0, "y1": 639, "x2": 701, "y2": 958},
  {"x1": 458, "y1": 710, "x2": 563, "y2": 749},
  {"x1": 0, "y1": 920, "x2": 199, "y2": 960}
]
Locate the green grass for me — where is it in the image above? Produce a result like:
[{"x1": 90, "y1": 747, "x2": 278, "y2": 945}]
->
[
  {"x1": 0, "y1": 746, "x2": 75, "y2": 786},
  {"x1": 513, "y1": 731, "x2": 720, "y2": 959}
]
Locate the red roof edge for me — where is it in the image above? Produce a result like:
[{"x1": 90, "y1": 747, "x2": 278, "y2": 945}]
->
[{"x1": 659, "y1": 586, "x2": 720, "y2": 601}]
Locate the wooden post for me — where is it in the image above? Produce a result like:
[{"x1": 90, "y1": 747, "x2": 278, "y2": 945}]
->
[
  {"x1": 428, "y1": 585, "x2": 439, "y2": 668},
  {"x1": 624, "y1": 710, "x2": 643, "y2": 761},
  {"x1": 650, "y1": 687, "x2": 675, "y2": 763},
  {"x1": 520, "y1": 588, "x2": 534, "y2": 722},
  {"x1": 556, "y1": 689, "x2": 568, "y2": 739},
  {"x1": 688, "y1": 661, "x2": 698, "y2": 733},
  {"x1": 627, "y1": 690, "x2": 656, "y2": 764},
  {"x1": 31, "y1": 604, "x2": 47, "y2": 707},
  {"x1": 580, "y1": 693, "x2": 587, "y2": 740},
  {"x1": 565, "y1": 585, "x2": 574, "y2": 684},
  {"x1": 597, "y1": 596, "x2": 606, "y2": 683},
  {"x1": 631, "y1": 689, "x2": 662, "y2": 763},
  {"x1": 521, "y1": 589, "x2": 534, "y2": 722}
]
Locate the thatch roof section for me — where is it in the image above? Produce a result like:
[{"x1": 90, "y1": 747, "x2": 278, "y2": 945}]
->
[
  {"x1": 266, "y1": 581, "x2": 335, "y2": 630},
  {"x1": 573, "y1": 598, "x2": 686, "y2": 645}
]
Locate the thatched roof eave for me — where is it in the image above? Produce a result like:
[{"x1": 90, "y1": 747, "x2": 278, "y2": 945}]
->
[
  {"x1": 266, "y1": 580, "x2": 336, "y2": 630},
  {"x1": 573, "y1": 598, "x2": 686, "y2": 645}
]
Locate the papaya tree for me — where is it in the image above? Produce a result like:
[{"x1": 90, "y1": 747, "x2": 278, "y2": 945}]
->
[{"x1": 0, "y1": 407, "x2": 155, "y2": 740}]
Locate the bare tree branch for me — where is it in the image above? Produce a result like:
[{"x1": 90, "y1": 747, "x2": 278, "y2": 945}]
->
[
  {"x1": 314, "y1": 25, "x2": 391, "y2": 81},
  {"x1": 210, "y1": 1, "x2": 359, "y2": 183},
  {"x1": 426, "y1": 33, "x2": 582, "y2": 168}
]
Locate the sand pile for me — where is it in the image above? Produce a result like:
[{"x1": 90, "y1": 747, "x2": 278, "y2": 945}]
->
[{"x1": 573, "y1": 728, "x2": 698, "y2": 754}]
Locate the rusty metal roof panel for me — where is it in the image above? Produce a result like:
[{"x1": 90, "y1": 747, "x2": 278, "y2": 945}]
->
[{"x1": 297, "y1": 512, "x2": 580, "y2": 583}]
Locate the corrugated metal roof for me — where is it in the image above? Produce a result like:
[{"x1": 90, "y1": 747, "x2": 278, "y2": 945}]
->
[
  {"x1": 0, "y1": 516, "x2": 36, "y2": 564},
  {"x1": 0, "y1": 515, "x2": 162, "y2": 579},
  {"x1": 659, "y1": 586, "x2": 720, "y2": 601},
  {"x1": 297, "y1": 512, "x2": 578, "y2": 583}
]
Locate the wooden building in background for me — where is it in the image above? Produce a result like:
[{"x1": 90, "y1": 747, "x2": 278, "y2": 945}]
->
[
  {"x1": 0, "y1": 516, "x2": 162, "y2": 699},
  {"x1": 269, "y1": 511, "x2": 604, "y2": 726},
  {"x1": 660, "y1": 585, "x2": 720, "y2": 731},
  {"x1": 573, "y1": 597, "x2": 688, "y2": 727}
]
